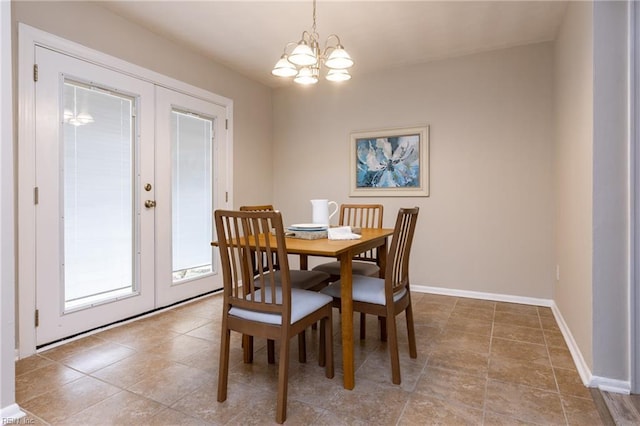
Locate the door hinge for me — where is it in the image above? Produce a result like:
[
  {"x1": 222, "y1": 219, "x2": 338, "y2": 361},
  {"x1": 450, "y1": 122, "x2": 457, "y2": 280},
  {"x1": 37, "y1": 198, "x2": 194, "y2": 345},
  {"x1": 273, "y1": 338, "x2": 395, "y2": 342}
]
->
[
  {"x1": 34, "y1": 187, "x2": 39, "y2": 205},
  {"x1": 225, "y1": 191, "x2": 228, "y2": 203},
  {"x1": 35, "y1": 309, "x2": 39, "y2": 328},
  {"x1": 225, "y1": 119, "x2": 228, "y2": 130},
  {"x1": 33, "y1": 64, "x2": 38, "y2": 82}
]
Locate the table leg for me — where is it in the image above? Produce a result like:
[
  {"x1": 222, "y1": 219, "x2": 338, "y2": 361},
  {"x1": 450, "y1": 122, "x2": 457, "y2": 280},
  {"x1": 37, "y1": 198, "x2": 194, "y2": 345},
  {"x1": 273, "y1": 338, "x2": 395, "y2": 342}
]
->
[
  {"x1": 339, "y1": 252, "x2": 355, "y2": 390},
  {"x1": 299, "y1": 254, "x2": 308, "y2": 270},
  {"x1": 378, "y1": 237, "x2": 389, "y2": 341},
  {"x1": 377, "y1": 237, "x2": 388, "y2": 278}
]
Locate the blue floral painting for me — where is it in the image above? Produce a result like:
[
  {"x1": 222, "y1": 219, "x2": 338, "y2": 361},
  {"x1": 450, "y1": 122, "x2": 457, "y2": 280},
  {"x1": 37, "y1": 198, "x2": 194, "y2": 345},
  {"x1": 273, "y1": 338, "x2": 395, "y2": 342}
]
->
[{"x1": 355, "y1": 134, "x2": 420, "y2": 188}]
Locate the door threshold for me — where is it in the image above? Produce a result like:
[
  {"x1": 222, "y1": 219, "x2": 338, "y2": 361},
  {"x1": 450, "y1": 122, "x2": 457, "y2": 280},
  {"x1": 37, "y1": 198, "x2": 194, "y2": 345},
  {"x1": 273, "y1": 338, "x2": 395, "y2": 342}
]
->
[{"x1": 35, "y1": 289, "x2": 222, "y2": 352}]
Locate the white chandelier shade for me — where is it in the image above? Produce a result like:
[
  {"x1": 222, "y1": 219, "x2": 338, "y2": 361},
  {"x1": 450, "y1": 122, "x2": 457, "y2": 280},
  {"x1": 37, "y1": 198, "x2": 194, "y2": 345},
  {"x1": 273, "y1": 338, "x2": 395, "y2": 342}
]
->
[
  {"x1": 294, "y1": 67, "x2": 319, "y2": 85},
  {"x1": 271, "y1": 55, "x2": 298, "y2": 77},
  {"x1": 324, "y1": 46, "x2": 354, "y2": 70},
  {"x1": 271, "y1": 0, "x2": 353, "y2": 85},
  {"x1": 289, "y1": 42, "x2": 318, "y2": 67},
  {"x1": 325, "y1": 69, "x2": 351, "y2": 82}
]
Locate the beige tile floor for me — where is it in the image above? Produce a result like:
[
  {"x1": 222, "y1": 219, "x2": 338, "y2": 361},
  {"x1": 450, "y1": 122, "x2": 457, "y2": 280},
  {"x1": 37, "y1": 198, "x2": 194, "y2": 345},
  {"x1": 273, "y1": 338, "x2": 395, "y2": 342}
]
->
[{"x1": 15, "y1": 292, "x2": 605, "y2": 425}]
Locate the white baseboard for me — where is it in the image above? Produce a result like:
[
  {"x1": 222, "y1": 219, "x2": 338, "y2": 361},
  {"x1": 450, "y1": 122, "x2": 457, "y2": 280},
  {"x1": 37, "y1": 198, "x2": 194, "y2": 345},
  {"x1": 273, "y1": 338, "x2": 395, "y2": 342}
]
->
[
  {"x1": 550, "y1": 302, "x2": 631, "y2": 394},
  {"x1": 591, "y1": 376, "x2": 632, "y2": 394},
  {"x1": 412, "y1": 285, "x2": 553, "y2": 307},
  {"x1": 0, "y1": 403, "x2": 25, "y2": 421},
  {"x1": 413, "y1": 285, "x2": 632, "y2": 395},
  {"x1": 549, "y1": 302, "x2": 593, "y2": 386}
]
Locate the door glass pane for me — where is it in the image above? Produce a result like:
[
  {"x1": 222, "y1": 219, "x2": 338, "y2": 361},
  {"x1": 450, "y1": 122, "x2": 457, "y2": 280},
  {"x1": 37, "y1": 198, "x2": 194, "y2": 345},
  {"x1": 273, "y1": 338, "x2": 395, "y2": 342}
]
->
[
  {"x1": 172, "y1": 111, "x2": 213, "y2": 282},
  {"x1": 63, "y1": 81, "x2": 135, "y2": 311}
]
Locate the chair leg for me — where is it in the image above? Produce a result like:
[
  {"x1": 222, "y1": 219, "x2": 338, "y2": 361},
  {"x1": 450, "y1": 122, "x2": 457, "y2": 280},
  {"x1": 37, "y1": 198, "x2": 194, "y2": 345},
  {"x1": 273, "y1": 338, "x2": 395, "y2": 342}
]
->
[
  {"x1": 319, "y1": 320, "x2": 326, "y2": 367},
  {"x1": 276, "y1": 334, "x2": 290, "y2": 424},
  {"x1": 324, "y1": 312, "x2": 334, "y2": 378},
  {"x1": 298, "y1": 331, "x2": 307, "y2": 363},
  {"x1": 379, "y1": 316, "x2": 387, "y2": 342},
  {"x1": 268, "y1": 339, "x2": 275, "y2": 364},
  {"x1": 406, "y1": 303, "x2": 417, "y2": 359},
  {"x1": 386, "y1": 314, "x2": 401, "y2": 385},
  {"x1": 217, "y1": 328, "x2": 231, "y2": 402},
  {"x1": 243, "y1": 335, "x2": 254, "y2": 364},
  {"x1": 359, "y1": 313, "x2": 366, "y2": 339}
]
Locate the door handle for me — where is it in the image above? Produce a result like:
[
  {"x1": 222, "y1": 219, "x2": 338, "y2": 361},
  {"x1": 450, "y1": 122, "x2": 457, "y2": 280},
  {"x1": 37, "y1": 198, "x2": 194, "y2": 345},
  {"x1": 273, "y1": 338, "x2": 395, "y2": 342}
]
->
[{"x1": 144, "y1": 200, "x2": 156, "y2": 208}]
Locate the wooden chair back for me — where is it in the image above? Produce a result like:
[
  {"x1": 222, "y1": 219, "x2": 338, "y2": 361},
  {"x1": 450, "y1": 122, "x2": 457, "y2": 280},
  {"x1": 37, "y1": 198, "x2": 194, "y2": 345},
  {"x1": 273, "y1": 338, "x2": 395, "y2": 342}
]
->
[
  {"x1": 238, "y1": 205, "x2": 279, "y2": 273},
  {"x1": 385, "y1": 207, "x2": 419, "y2": 299},
  {"x1": 214, "y1": 209, "x2": 291, "y2": 323},
  {"x1": 239, "y1": 204, "x2": 275, "y2": 212},
  {"x1": 339, "y1": 203, "x2": 384, "y2": 228},
  {"x1": 339, "y1": 204, "x2": 384, "y2": 263}
]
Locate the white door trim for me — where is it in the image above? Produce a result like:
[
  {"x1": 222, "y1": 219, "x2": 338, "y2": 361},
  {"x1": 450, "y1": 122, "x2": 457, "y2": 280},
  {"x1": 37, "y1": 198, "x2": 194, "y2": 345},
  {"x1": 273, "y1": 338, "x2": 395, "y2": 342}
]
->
[
  {"x1": 631, "y1": 0, "x2": 640, "y2": 394},
  {"x1": 18, "y1": 23, "x2": 233, "y2": 357}
]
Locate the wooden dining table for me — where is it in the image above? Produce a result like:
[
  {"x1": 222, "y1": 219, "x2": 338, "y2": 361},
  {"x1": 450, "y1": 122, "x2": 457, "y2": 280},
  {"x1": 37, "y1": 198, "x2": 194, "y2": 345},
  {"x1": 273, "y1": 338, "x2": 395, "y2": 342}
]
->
[
  {"x1": 213, "y1": 227, "x2": 394, "y2": 389},
  {"x1": 274, "y1": 227, "x2": 394, "y2": 390}
]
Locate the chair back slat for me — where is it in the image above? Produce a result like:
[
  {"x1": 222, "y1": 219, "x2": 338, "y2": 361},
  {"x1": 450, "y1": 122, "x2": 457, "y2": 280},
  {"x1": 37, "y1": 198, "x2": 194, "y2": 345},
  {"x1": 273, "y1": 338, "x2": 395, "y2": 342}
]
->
[
  {"x1": 239, "y1": 205, "x2": 280, "y2": 273},
  {"x1": 339, "y1": 204, "x2": 384, "y2": 262},
  {"x1": 385, "y1": 207, "x2": 419, "y2": 298},
  {"x1": 215, "y1": 209, "x2": 291, "y2": 320}
]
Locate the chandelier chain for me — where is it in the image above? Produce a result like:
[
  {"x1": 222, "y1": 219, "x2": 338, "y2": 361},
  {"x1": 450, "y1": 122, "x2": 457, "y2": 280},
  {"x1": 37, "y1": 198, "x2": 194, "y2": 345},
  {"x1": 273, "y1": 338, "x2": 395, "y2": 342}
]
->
[{"x1": 312, "y1": 0, "x2": 317, "y2": 37}]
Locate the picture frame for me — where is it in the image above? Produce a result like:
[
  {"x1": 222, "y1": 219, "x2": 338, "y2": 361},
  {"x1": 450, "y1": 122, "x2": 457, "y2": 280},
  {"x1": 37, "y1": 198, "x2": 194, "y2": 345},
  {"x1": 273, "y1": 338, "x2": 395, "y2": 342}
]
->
[{"x1": 349, "y1": 125, "x2": 429, "y2": 197}]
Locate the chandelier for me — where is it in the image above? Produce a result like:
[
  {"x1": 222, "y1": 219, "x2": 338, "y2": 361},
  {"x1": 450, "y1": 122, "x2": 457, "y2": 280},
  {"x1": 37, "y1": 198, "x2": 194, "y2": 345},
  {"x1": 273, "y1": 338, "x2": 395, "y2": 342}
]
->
[{"x1": 271, "y1": 0, "x2": 354, "y2": 85}]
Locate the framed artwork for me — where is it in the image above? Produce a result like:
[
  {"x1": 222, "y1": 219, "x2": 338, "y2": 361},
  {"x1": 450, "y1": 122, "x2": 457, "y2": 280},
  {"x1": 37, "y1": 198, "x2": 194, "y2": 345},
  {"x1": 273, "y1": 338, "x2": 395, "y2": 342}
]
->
[{"x1": 350, "y1": 125, "x2": 429, "y2": 197}]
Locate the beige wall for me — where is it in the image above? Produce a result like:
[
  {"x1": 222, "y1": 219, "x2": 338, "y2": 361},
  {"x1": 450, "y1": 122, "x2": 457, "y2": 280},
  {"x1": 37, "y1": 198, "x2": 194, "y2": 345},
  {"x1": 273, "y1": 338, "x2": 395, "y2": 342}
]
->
[
  {"x1": 553, "y1": 0, "x2": 594, "y2": 370},
  {"x1": 12, "y1": 1, "x2": 273, "y2": 207},
  {"x1": 273, "y1": 43, "x2": 556, "y2": 299}
]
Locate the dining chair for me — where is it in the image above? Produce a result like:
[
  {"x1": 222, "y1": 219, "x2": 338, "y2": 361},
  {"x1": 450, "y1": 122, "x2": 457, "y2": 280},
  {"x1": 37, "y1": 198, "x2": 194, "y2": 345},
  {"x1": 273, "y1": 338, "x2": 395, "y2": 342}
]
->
[
  {"x1": 312, "y1": 203, "x2": 384, "y2": 339},
  {"x1": 239, "y1": 204, "x2": 331, "y2": 363},
  {"x1": 320, "y1": 207, "x2": 419, "y2": 385},
  {"x1": 240, "y1": 205, "x2": 330, "y2": 289},
  {"x1": 215, "y1": 209, "x2": 334, "y2": 424}
]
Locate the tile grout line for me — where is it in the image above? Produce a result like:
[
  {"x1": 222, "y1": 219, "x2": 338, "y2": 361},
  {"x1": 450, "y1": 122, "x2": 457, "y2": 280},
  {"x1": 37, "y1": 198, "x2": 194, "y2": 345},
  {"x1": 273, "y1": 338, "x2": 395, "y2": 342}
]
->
[{"x1": 480, "y1": 302, "x2": 495, "y2": 426}]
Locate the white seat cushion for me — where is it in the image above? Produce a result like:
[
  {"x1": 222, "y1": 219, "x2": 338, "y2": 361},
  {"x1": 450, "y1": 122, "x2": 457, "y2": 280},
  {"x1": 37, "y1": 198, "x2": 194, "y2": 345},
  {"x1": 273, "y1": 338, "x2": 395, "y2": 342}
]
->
[
  {"x1": 320, "y1": 275, "x2": 407, "y2": 306},
  {"x1": 312, "y1": 261, "x2": 379, "y2": 277},
  {"x1": 229, "y1": 288, "x2": 332, "y2": 325}
]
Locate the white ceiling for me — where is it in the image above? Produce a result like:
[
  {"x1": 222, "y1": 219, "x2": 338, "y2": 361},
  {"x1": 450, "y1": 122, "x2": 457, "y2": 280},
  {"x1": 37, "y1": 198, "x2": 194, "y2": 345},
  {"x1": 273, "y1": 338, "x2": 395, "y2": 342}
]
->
[{"x1": 98, "y1": 1, "x2": 568, "y2": 88}]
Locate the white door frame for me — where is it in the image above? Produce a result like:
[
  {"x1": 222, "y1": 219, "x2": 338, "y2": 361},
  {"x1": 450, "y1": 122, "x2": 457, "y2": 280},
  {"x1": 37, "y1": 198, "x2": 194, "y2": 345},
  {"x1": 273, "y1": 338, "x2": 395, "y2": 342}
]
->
[
  {"x1": 18, "y1": 23, "x2": 233, "y2": 357},
  {"x1": 632, "y1": 0, "x2": 640, "y2": 395},
  {"x1": 1, "y1": 1, "x2": 25, "y2": 421}
]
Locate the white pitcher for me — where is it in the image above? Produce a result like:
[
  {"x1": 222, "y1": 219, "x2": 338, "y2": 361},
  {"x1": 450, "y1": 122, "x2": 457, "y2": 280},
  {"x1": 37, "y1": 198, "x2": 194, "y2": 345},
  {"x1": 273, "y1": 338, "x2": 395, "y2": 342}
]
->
[{"x1": 311, "y1": 199, "x2": 338, "y2": 226}]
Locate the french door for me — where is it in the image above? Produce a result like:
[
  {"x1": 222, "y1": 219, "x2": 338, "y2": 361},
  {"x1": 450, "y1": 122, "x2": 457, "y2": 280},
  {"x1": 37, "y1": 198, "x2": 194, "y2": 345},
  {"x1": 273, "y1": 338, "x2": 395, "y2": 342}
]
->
[
  {"x1": 32, "y1": 47, "x2": 225, "y2": 346},
  {"x1": 155, "y1": 87, "x2": 226, "y2": 307}
]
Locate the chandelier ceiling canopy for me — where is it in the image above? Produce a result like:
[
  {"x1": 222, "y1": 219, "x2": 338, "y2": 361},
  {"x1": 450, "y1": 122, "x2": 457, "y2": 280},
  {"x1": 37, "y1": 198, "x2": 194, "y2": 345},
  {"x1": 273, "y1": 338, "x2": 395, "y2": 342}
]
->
[{"x1": 271, "y1": 0, "x2": 354, "y2": 85}]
